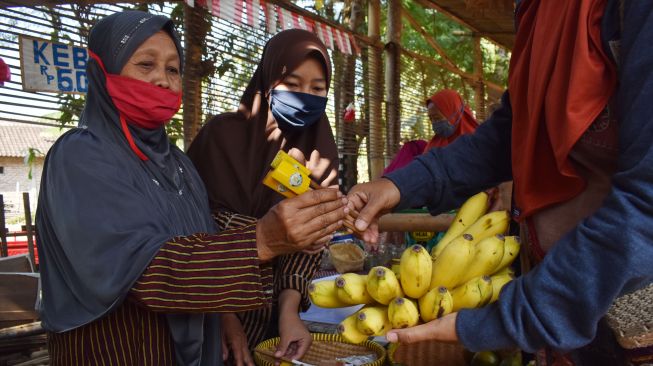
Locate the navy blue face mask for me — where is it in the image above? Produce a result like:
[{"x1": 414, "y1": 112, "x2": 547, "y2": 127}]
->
[
  {"x1": 431, "y1": 103, "x2": 465, "y2": 138},
  {"x1": 269, "y1": 89, "x2": 328, "y2": 132}
]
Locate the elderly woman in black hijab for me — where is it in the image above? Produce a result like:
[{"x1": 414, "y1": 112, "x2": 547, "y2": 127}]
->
[{"x1": 35, "y1": 11, "x2": 347, "y2": 366}]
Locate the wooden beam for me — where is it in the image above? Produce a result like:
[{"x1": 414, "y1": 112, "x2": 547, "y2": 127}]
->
[
  {"x1": 378, "y1": 213, "x2": 454, "y2": 232},
  {"x1": 367, "y1": 0, "x2": 384, "y2": 180}
]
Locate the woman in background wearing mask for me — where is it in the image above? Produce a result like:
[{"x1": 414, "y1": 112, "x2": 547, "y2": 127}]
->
[
  {"x1": 188, "y1": 29, "x2": 337, "y2": 365},
  {"x1": 36, "y1": 12, "x2": 347, "y2": 366},
  {"x1": 424, "y1": 89, "x2": 479, "y2": 152},
  {"x1": 423, "y1": 90, "x2": 511, "y2": 212}
]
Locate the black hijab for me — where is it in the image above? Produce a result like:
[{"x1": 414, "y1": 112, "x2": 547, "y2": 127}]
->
[{"x1": 36, "y1": 11, "x2": 221, "y2": 366}]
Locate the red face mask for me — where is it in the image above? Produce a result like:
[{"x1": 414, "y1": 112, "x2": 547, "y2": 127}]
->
[{"x1": 89, "y1": 51, "x2": 182, "y2": 160}]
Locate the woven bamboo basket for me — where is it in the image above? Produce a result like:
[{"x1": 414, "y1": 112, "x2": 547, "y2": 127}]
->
[
  {"x1": 388, "y1": 341, "x2": 467, "y2": 365},
  {"x1": 328, "y1": 243, "x2": 365, "y2": 273},
  {"x1": 254, "y1": 333, "x2": 385, "y2": 366}
]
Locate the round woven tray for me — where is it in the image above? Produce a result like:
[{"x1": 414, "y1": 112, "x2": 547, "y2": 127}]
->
[
  {"x1": 254, "y1": 333, "x2": 386, "y2": 366},
  {"x1": 388, "y1": 341, "x2": 467, "y2": 365}
]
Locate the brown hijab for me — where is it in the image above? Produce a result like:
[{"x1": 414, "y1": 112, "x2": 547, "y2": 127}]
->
[{"x1": 187, "y1": 29, "x2": 338, "y2": 218}]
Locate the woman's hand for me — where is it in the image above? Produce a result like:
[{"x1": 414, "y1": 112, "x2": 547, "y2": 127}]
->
[
  {"x1": 257, "y1": 188, "x2": 348, "y2": 261},
  {"x1": 275, "y1": 289, "x2": 312, "y2": 363},
  {"x1": 221, "y1": 313, "x2": 254, "y2": 366},
  {"x1": 385, "y1": 313, "x2": 459, "y2": 344},
  {"x1": 276, "y1": 312, "x2": 312, "y2": 362},
  {"x1": 346, "y1": 178, "x2": 401, "y2": 245}
]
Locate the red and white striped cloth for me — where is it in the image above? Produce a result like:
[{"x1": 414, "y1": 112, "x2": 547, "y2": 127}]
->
[{"x1": 183, "y1": 0, "x2": 354, "y2": 55}]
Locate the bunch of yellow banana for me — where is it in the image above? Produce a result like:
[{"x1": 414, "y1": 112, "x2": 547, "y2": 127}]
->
[
  {"x1": 399, "y1": 245, "x2": 432, "y2": 298},
  {"x1": 388, "y1": 297, "x2": 420, "y2": 329},
  {"x1": 366, "y1": 266, "x2": 403, "y2": 305},
  {"x1": 308, "y1": 193, "x2": 525, "y2": 345},
  {"x1": 335, "y1": 273, "x2": 374, "y2": 305}
]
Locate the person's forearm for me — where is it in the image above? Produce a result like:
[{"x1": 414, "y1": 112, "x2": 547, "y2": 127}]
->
[
  {"x1": 279, "y1": 289, "x2": 302, "y2": 316},
  {"x1": 131, "y1": 224, "x2": 270, "y2": 313}
]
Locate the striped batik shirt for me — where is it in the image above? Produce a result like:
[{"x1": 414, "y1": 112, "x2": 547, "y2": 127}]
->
[
  {"x1": 48, "y1": 224, "x2": 271, "y2": 365},
  {"x1": 214, "y1": 211, "x2": 323, "y2": 349}
]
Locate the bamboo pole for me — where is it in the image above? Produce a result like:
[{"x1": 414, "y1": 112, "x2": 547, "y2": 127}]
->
[
  {"x1": 378, "y1": 213, "x2": 454, "y2": 232},
  {"x1": 22, "y1": 192, "x2": 35, "y2": 268},
  {"x1": 473, "y1": 35, "x2": 486, "y2": 121},
  {"x1": 182, "y1": 3, "x2": 209, "y2": 150},
  {"x1": 368, "y1": 0, "x2": 384, "y2": 180},
  {"x1": 384, "y1": 0, "x2": 402, "y2": 158}
]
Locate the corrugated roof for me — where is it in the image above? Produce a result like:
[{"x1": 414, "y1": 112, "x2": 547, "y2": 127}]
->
[
  {"x1": 0, "y1": 123, "x2": 58, "y2": 158},
  {"x1": 423, "y1": 0, "x2": 515, "y2": 50}
]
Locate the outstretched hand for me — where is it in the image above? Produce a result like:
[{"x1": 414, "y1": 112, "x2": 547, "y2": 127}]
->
[
  {"x1": 385, "y1": 313, "x2": 459, "y2": 344},
  {"x1": 346, "y1": 178, "x2": 401, "y2": 245},
  {"x1": 257, "y1": 188, "x2": 348, "y2": 261}
]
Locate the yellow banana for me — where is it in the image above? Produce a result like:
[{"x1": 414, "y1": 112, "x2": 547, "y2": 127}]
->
[
  {"x1": 461, "y1": 210, "x2": 510, "y2": 246},
  {"x1": 451, "y1": 275, "x2": 493, "y2": 311},
  {"x1": 489, "y1": 273, "x2": 515, "y2": 303},
  {"x1": 308, "y1": 280, "x2": 351, "y2": 308},
  {"x1": 399, "y1": 245, "x2": 433, "y2": 298},
  {"x1": 458, "y1": 234, "x2": 506, "y2": 284},
  {"x1": 430, "y1": 234, "x2": 475, "y2": 289},
  {"x1": 366, "y1": 266, "x2": 403, "y2": 305},
  {"x1": 388, "y1": 297, "x2": 420, "y2": 329},
  {"x1": 338, "y1": 313, "x2": 369, "y2": 344},
  {"x1": 494, "y1": 235, "x2": 521, "y2": 273},
  {"x1": 418, "y1": 286, "x2": 453, "y2": 322},
  {"x1": 356, "y1": 306, "x2": 391, "y2": 336},
  {"x1": 335, "y1": 273, "x2": 374, "y2": 305},
  {"x1": 432, "y1": 192, "x2": 489, "y2": 257}
]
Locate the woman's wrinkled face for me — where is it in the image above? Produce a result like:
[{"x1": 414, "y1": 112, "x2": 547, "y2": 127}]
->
[
  {"x1": 275, "y1": 56, "x2": 327, "y2": 97},
  {"x1": 120, "y1": 31, "x2": 181, "y2": 93}
]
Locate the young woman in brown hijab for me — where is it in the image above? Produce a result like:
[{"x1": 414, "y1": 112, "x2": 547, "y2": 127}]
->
[{"x1": 187, "y1": 29, "x2": 338, "y2": 365}]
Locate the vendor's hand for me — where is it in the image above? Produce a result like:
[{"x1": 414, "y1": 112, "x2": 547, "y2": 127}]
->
[
  {"x1": 257, "y1": 188, "x2": 348, "y2": 261},
  {"x1": 385, "y1": 313, "x2": 459, "y2": 344},
  {"x1": 276, "y1": 312, "x2": 312, "y2": 363},
  {"x1": 346, "y1": 178, "x2": 401, "y2": 245},
  {"x1": 221, "y1": 313, "x2": 254, "y2": 366}
]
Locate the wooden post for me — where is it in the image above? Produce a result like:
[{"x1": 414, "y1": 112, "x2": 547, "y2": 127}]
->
[
  {"x1": 368, "y1": 0, "x2": 384, "y2": 180},
  {"x1": 0, "y1": 195, "x2": 7, "y2": 257},
  {"x1": 385, "y1": 0, "x2": 402, "y2": 158},
  {"x1": 182, "y1": 4, "x2": 210, "y2": 150},
  {"x1": 473, "y1": 35, "x2": 486, "y2": 121},
  {"x1": 22, "y1": 193, "x2": 36, "y2": 267}
]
